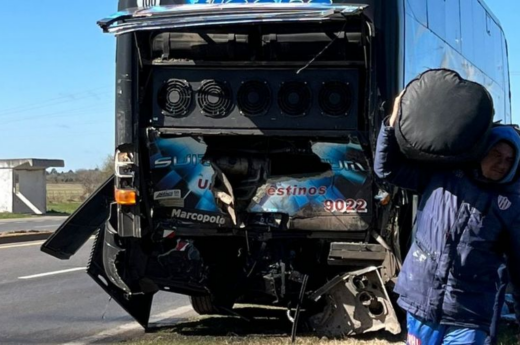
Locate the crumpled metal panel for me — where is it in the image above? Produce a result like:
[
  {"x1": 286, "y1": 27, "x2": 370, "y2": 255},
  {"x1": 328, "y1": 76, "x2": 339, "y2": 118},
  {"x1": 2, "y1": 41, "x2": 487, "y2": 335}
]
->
[
  {"x1": 87, "y1": 222, "x2": 154, "y2": 328},
  {"x1": 40, "y1": 175, "x2": 114, "y2": 260},
  {"x1": 98, "y1": 4, "x2": 367, "y2": 35},
  {"x1": 308, "y1": 266, "x2": 401, "y2": 337}
]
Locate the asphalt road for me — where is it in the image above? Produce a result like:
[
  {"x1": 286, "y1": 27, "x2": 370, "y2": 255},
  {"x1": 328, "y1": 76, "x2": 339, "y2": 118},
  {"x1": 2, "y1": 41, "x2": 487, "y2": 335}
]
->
[
  {"x1": 0, "y1": 216, "x2": 67, "y2": 234},
  {"x1": 0, "y1": 238, "x2": 194, "y2": 345}
]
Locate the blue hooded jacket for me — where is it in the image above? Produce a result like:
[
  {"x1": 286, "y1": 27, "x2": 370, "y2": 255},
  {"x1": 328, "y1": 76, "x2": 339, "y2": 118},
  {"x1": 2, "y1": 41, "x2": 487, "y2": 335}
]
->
[{"x1": 374, "y1": 123, "x2": 520, "y2": 330}]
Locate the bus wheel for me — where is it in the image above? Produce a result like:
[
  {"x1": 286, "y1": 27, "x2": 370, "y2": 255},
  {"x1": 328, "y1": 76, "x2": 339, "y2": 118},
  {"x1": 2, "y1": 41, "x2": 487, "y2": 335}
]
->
[{"x1": 189, "y1": 295, "x2": 233, "y2": 315}]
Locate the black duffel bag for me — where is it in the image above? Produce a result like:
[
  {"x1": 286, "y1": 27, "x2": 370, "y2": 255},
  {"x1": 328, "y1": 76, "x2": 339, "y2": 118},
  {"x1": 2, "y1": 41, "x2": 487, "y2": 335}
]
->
[{"x1": 395, "y1": 69, "x2": 494, "y2": 163}]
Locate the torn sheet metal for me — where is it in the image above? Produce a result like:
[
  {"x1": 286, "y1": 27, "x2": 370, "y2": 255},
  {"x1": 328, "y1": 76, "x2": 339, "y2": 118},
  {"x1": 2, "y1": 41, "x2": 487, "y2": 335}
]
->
[
  {"x1": 148, "y1": 133, "x2": 372, "y2": 230},
  {"x1": 87, "y1": 223, "x2": 154, "y2": 328},
  {"x1": 308, "y1": 266, "x2": 401, "y2": 337},
  {"x1": 211, "y1": 163, "x2": 237, "y2": 225},
  {"x1": 41, "y1": 175, "x2": 114, "y2": 260},
  {"x1": 103, "y1": 219, "x2": 131, "y2": 293},
  {"x1": 248, "y1": 139, "x2": 372, "y2": 230}
]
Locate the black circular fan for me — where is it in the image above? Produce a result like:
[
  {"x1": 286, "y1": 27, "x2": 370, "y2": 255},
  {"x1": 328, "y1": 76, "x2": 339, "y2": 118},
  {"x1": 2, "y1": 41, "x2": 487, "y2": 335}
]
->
[
  {"x1": 158, "y1": 79, "x2": 192, "y2": 117},
  {"x1": 319, "y1": 81, "x2": 352, "y2": 116},
  {"x1": 237, "y1": 80, "x2": 271, "y2": 117},
  {"x1": 197, "y1": 80, "x2": 233, "y2": 118},
  {"x1": 278, "y1": 81, "x2": 311, "y2": 116}
]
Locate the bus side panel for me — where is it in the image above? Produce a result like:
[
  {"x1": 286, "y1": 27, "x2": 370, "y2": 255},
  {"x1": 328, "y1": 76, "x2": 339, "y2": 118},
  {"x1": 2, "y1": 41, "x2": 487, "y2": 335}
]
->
[{"x1": 403, "y1": 0, "x2": 510, "y2": 123}]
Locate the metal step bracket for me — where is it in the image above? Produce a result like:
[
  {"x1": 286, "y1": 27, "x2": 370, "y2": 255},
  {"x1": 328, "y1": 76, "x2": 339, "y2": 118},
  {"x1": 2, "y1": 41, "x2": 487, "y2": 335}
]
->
[{"x1": 308, "y1": 266, "x2": 401, "y2": 337}]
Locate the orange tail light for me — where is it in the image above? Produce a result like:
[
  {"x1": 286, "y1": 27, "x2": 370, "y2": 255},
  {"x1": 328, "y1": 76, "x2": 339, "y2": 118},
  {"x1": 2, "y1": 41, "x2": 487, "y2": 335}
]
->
[{"x1": 115, "y1": 188, "x2": 137, "y2": 205}]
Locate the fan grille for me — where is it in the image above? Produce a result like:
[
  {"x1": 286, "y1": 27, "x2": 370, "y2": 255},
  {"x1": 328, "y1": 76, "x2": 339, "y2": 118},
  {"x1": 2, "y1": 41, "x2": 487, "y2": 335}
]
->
[
  {"x1": 278, "y1": 82, "x2": 311, "y2": 117},
  {"x1": 237, "y1": 80, "x2": 271, "y2": 117},
  {"x1": 158, "y1": 79, "x2": 192, "y2": 117},
  {"x1": 319, "y1": 81, "x2": 352, "y2": 116},
  {"x1": 197, "y1": 80, "x2": 233, "y2": 118}
]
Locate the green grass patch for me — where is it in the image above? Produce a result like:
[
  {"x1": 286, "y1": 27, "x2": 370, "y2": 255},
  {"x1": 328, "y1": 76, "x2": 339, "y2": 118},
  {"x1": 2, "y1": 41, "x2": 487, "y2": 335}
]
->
[
  {"x1": 498, "y1": 323, "x2": 519, "y2": 345},
  {"x1": 125, "y1": 322, "x2": 519, "y2": 345},
  {"x1": 123, "y1": 307, "x2": 405, "y2": 345},
  {"x1": 0, "y1": 212, "x2": 34, "y2": 219},
  {"x1": 123, "y1": 336, "x2": 401, "y2": 345},
  {"x1": 122, "y1": 307, "x2": 520, "y2": 345},
  {"x1": 47, "y1": 202, "x2": 82, "y2": 215}
]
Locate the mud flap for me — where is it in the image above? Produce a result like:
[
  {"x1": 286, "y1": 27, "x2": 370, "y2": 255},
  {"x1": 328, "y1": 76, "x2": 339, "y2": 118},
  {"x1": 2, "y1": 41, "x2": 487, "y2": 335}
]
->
[
  {"x1": 103, "y1": 213, "x2": 132, "y2": 293},
  {"x1": 41, "y1": 175, "x2": 115, "y2": 260},
  {"x1": 87, "y1": 223, "x2": 154, "y2": 328},
  {"x1": 308, "y1": 266, "x2": 401, "y2": 337}
]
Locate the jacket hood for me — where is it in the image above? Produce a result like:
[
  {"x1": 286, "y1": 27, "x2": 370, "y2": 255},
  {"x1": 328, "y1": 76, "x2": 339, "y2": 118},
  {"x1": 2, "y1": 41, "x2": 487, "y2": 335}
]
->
[{"x1": 482, "y1": 126, "x2": 520, "y2": 184}]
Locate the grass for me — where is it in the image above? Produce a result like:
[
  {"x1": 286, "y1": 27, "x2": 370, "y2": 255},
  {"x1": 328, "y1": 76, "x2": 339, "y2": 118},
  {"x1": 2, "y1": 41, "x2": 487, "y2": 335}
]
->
[
  {"x1": 122, "y1": 307, "x2": 406, "y2": 345},
  {"x1": 46, "y1": 202, "x2": 82, "y2": 215},
  {"x1": 47, "y1": 183, "x2": 83, "y2": 202},
  {"x1": 121, "y1": 307, "x2": 520, "y2": 345},
  {"x1": 124, "y1": 336, "x2": 401, "y2": 345},
  {"x1": 0, "y1": 184, "x2": 83, "y2": 219},
  {"x1": 0, "y1": 212, "x2": 34, "y2": 219},
  {"x1": 46, "y1": 183, "x2": 83, "y2": 191},
  {"x1": 47, "y1": 183, "x2": 84, "y2": 215},
  {"x1": 498, "y1": 323, "x2": 519, "y2": 345}
]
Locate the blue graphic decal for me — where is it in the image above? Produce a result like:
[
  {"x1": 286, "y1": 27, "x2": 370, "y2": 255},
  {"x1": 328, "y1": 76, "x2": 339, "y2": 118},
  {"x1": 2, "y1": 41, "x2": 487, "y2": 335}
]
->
[
  {"x1": 311, "y1": 142, "x2": 368, "y2": 184},
  {"x1": 149, "y1": 136, "x2": 371, "y2": 219},
  {"x1": 248, "y1": 140, "x2": 371, "y2": 216},
  {"x1": 150, "y1": 137, "x2": 220, "y2": 213}
]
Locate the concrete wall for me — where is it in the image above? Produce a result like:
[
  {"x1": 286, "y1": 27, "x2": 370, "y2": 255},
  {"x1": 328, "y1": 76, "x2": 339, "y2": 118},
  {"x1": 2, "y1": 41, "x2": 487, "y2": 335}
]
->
[
  {"x1": 12, "y1": 193, "x2": 33, "y2": 214},
  {"x1": 0, "y1": 170, "x2": 13, "y2": 213},
  {"x1": 13, "y1": 170, "x2": 46, "y2": 214}
]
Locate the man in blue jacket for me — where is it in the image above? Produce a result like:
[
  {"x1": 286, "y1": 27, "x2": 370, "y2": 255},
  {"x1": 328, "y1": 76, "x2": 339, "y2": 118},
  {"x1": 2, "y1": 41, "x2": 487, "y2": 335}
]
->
[{"x1": 374, "y1": 94, "x2": 520, "y2": 344}]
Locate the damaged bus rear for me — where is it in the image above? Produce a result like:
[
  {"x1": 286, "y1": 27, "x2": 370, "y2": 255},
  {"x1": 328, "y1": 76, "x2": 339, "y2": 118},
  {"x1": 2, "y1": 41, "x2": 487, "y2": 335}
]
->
[{"x1": 41, "y1": 0, "x2": 511, "y2": 337}]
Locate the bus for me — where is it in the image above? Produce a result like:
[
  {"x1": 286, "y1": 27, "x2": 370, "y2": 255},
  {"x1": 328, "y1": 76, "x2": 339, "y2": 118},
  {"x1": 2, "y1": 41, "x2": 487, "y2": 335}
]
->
[{"x1": 42, "y1": 0, "x2": 510, "y2": 337}]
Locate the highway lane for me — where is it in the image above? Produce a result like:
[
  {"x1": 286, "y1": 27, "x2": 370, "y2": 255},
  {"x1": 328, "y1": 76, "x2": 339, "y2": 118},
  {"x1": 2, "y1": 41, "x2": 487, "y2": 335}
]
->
[
  {"x1": 0, "y1": 216, "x2": 67, "y2": 234},
  {"x1": 0, "y1": 239, "x2": 194, "y2": 345}
]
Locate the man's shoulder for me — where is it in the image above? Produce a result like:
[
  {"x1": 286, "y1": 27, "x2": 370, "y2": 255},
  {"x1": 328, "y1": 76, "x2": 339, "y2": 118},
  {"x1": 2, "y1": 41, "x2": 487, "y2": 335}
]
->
[
  {"x1": 491, "y1": 185, "x2": 520, "y2": 220},
  {"x1": 501, "y1": 178, "x2": 520, "y2": 195}
]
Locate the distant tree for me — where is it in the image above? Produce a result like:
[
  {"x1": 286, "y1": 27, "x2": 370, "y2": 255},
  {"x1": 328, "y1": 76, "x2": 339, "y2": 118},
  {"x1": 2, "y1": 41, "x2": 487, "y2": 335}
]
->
[
  {"x1": 75, "y1": 155, "x2": 115, "y2": 196},
  {"x1": 77, "y1": 169, "x2": 103, "y2": 196},
  {"x1": 100, "y1": 154, "x2": 115, "y2": 182}
]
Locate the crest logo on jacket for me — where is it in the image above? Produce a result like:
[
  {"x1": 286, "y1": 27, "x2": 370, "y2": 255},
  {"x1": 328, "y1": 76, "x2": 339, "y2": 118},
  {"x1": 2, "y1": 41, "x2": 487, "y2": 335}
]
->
[{"x1": 498, "y1": 195, "x2": 512, "y2": 210}]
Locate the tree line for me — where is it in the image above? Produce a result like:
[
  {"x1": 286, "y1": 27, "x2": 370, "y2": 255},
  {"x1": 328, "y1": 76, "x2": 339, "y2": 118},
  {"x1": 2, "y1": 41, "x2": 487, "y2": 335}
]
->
[{"x1": 46, "y1": 155, "x2": 114, "y2": 197}]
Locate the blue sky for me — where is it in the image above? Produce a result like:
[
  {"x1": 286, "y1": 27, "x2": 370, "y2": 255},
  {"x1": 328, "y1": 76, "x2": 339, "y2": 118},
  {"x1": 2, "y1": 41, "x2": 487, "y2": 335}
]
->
[
  {"x1": 0, "y1": 1, "x2": 519, "y2": 171},
  {"x1": 0, "y1": 2, "x2": 115, "y2": 171}
]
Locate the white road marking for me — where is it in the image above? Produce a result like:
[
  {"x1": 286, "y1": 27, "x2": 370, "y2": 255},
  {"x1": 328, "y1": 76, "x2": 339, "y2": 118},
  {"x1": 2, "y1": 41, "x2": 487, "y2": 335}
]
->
[
  {"x1": 0, "y1": 236, "x2": 95, "y2": 250},
  {"x1": 62, "y1": 305, "x2": 193, "y2": 345},
  {"x1": 0, "y1": 216, "x2": 67, "y2": 224},
  {"x1": 19, "y1": 267, "x2": 86, "y2": 279},
  {"x1": 0, "y1": 241, "x2": 46, "y2": 249}
]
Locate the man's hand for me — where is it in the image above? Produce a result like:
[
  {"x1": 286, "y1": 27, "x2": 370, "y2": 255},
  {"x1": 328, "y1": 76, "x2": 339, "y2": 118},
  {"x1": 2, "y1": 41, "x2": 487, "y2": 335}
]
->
[{"x1": 389, "y1": 90, "x2": 405, "y2": 127}]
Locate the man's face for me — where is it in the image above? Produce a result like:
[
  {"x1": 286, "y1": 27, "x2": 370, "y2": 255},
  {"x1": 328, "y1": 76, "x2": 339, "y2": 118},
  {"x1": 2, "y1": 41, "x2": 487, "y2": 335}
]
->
[{"x1": 480, "y1": 141, "x2": 515, "y2": 181}]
